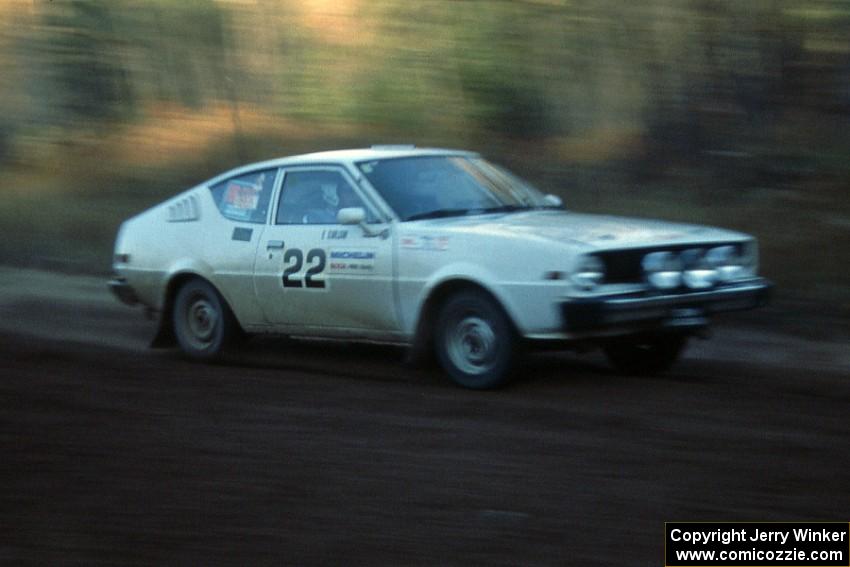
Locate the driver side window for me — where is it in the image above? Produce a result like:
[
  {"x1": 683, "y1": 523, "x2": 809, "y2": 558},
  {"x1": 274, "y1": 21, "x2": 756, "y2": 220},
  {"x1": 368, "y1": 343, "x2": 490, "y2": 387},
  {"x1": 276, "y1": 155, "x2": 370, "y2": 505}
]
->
[{"x1": 275, "y1": 169, "x2": 373, "y2": 225}]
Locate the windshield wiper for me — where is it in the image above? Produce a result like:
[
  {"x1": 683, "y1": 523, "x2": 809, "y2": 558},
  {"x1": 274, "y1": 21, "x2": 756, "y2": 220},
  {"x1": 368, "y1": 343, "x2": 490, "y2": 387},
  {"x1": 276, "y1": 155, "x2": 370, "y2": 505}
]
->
[
  {"x1": 405, "y1": 204, "x2": 535, "y2": 222},
  {"x1": 405, "y1": 208, "x2": 475, "y2": 221},
  {"x1": 477, "y1": 204, "x2": 533, "y2": 214},
  {"x1": 406, "y1": 205, "x2": 535, "y2": 221}
]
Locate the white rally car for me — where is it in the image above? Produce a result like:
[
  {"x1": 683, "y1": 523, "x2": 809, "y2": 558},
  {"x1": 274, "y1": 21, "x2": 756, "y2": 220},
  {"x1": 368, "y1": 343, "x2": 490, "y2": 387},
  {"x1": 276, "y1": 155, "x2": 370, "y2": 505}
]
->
[{"x1": 110, "y1": 146, "x2": 771, "y2": 388}]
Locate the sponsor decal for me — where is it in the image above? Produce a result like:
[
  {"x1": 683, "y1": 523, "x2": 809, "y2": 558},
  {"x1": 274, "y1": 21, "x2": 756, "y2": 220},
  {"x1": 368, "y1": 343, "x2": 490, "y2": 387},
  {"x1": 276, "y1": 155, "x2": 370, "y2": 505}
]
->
[
  {"x1": 328, "y1": 249, "x2": 376, "y2": 274},
  {"x1": 330, "y1": 251, "x2": 375, "y2": 260},
  {"x1": 222, "y1": 180, "x2": 261, "y2": 221},
  {"x1": 400, "y1": 235, "x2": 449, "y2": 251},
  {"x1": 322, "y1": 229, "x2": 348, "y2": 240}
]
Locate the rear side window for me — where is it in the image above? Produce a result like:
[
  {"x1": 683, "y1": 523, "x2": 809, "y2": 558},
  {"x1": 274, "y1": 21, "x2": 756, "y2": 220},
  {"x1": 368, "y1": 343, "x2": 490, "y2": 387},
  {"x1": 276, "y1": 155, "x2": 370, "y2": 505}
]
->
[{"x1": 209, "y1": 169, "x2": 277, "y2": 224}]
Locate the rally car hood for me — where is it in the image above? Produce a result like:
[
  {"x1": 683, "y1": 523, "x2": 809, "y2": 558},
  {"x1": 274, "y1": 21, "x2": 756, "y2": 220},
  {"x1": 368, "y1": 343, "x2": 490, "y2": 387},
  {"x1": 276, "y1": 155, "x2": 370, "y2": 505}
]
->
[{"x1": 410, "y1": 210, "x2": 749, "y2": 250}]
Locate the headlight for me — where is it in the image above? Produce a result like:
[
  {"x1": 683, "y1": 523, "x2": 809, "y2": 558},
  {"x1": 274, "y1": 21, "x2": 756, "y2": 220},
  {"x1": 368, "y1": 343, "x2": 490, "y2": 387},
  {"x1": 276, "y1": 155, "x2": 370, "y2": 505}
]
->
[
  {"x1": 643, "y1": 243, "x2": 756, "y2": 290},
  {"x1": 680, "y1": 248, "x2": 718, "y2": 289},
  {"x1": 706, "y1": 245, "x2": 740, "y2": 282},
  {"x1": 572, "y1": 255, "x2": 605, "y2": 289},
  {"x1": 706, "y1": 243, "x2": 755, "y2": 282},
  {"x1": 642, "y1": 251, "x2": 682, "y2": 290}
]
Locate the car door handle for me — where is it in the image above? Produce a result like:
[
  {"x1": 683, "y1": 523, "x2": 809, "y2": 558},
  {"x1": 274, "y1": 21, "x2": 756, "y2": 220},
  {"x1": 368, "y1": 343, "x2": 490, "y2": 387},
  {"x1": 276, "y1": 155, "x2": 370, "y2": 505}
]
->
[{"x1": 266, "y1": 240, "x2": 284, "y2": 250}]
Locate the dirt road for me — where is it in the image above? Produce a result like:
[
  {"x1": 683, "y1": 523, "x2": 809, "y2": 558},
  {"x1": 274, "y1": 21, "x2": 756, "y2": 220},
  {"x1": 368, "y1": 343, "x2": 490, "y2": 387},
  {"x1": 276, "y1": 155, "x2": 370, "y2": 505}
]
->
[{"x1": 1, "y1": 268, "x2": 848, "y2": 565}]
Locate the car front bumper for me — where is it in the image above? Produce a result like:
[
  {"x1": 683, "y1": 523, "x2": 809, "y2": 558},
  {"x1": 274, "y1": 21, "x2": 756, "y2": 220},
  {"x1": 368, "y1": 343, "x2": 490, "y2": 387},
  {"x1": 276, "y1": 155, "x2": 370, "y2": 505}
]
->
[
  {"x1": 108, "y1": 277, "x2": 139, "y2": 306},
  {"x1": 562, "y1": 278, "x2": 772, "y2": 333}
]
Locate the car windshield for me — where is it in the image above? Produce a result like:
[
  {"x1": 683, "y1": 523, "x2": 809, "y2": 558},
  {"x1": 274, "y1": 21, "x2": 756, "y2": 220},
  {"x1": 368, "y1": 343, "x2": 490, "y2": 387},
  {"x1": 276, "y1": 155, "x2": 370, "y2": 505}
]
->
[{"x1": 356, "y1": 155, "x2": 554, "y2": 221}]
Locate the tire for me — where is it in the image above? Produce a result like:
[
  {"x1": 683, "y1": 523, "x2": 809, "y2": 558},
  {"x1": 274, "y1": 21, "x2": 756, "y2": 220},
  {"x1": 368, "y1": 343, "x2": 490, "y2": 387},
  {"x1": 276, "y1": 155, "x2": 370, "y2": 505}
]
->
[
  {"x1": 434, "y1": 290, "x2": 519, "y2": 389},
  {"x1": 602, "y1": 333, "x2": 688, "y2": 375},
  {"x1": 173, "y1": 278, "x2": 237, "y2": 361}
]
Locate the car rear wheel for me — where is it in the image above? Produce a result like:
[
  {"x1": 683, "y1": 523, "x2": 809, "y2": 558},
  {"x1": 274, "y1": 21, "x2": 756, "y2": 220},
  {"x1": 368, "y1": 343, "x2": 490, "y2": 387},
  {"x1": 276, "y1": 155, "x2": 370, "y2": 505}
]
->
[
  {"x1": 434, "y1": 290, "x2": 518, "y2": 389},
  {"x1": 602, "y1": 333, "x2": 687, "y2": 375},
  {"x1": 173, "y1": 279, "x2": 236, "y2": 360}
]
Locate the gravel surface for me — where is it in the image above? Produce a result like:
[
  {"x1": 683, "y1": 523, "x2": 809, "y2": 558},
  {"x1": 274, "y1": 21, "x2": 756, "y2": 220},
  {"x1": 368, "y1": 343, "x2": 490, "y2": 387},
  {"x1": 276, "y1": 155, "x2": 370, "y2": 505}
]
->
[{"x1": 1, "y1": 268, "x2": 848, "y2": 565}]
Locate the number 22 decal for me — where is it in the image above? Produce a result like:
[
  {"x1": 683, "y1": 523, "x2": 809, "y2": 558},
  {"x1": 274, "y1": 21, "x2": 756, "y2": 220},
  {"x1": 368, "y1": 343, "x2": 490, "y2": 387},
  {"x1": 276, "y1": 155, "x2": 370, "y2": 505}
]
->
[{"x1": 282, "y1": 248, "x2": 326, "y2": 289}]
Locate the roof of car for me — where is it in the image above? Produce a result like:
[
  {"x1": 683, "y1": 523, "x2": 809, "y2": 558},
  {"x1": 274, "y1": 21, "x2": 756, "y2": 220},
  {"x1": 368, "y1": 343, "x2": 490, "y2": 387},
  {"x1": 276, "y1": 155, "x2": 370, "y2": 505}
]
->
[
  {"x1": 284, "y1": 146, "x2": 476, "y2": 164},
  {"x1": 205, "y1": 147, "x2": 477, "y2": 186}
]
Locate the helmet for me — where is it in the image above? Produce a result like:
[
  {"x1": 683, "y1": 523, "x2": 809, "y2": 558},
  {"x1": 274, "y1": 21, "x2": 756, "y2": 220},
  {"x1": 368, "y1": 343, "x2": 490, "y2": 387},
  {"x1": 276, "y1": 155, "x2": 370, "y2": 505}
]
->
[{"x1": 321, "y1": 183, "x2": 339, "y2": 208}]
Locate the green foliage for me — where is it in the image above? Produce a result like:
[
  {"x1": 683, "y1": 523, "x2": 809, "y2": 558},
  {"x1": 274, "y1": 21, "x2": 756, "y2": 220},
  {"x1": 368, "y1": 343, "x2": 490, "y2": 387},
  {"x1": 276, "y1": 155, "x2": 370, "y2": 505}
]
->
[
  {"x1": 351, "y1": 71, "x2": 428, "y2": 132},
  {"x1": 7, "y1": 1, "x2": 848, "y2": 149},
  {"x1": 451, "y1": 6, "x2": 551, "y2": 139},
  {"x1": 41, "y1": 1, "x2": 133, "y2": 124},
  {"x1": 457, "y1": 61, "x2": 550, "y2": 140},
  {"x1": 137, "y1": 0, "x2": 230, "y2": 108}
]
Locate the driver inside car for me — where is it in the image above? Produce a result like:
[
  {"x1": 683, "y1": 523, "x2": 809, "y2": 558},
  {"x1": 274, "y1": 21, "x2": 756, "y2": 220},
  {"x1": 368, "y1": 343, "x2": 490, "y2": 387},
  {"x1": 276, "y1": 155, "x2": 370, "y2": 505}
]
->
[{"x1": 302, "y1": 182, "x2": 341, "y2": 224}]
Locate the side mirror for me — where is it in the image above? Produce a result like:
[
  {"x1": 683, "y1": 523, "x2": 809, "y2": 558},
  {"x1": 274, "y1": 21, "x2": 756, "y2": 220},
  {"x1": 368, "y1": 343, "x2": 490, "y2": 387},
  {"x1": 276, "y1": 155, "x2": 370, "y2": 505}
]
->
[
  {"x1": 337, "y1": 207, "x2": 389, "y2": 239},
  {"x1": 543, "y1": 194, "x2": 564, "y2": 208},
  {"x1": 337, "y1": 207, "x2": 366, "y2": 225}
]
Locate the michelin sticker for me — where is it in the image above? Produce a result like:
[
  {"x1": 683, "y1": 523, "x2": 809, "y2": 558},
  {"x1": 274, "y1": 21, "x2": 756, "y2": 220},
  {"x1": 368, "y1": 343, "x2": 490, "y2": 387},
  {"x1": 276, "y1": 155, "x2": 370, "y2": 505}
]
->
[
  {"x1": 328, "y1": 249, "x2": 376, "y2": 274},
  {"x1": 400, "y1": 235, "x2": 449, "y2": 251}
]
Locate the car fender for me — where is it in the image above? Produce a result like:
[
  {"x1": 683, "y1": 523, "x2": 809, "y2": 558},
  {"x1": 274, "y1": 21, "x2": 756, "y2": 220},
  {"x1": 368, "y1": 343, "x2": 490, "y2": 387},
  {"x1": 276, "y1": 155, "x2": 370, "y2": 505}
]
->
[
  {"x1": 414, "y1": 261, "x2": 525, "y2": 334},
  {"x1": 161, "y1": 259, "x2": 250, "y2": 331},
  {"x1": 160, "y1": 258, "x2": 218, "y2": 307},
  {"x1": 150, "y1": 257, "x2": 244, "y2": 348}
]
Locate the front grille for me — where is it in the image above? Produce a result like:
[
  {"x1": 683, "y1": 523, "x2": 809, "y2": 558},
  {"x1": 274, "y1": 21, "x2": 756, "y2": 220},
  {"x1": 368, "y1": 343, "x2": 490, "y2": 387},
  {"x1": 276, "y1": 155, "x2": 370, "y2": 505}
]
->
[{"x1": 594, "y1": 242, "x2": 745, "y2": 284}]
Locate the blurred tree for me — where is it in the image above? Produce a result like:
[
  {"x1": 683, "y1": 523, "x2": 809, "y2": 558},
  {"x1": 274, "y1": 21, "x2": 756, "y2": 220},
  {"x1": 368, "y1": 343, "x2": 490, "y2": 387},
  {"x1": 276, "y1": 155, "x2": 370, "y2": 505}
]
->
[
  {"x1": 453, "y1": 5, "x2": 551, "y2": 139},
  {"x1": 40, "y1": 0, "x2": 134, "y2": 125},
  {"x1": 143, "y1": 0, "x2": 230, "y2": 108},
  {"x1": 0, "y1": 0, "x2": 846, "y2": 180}
]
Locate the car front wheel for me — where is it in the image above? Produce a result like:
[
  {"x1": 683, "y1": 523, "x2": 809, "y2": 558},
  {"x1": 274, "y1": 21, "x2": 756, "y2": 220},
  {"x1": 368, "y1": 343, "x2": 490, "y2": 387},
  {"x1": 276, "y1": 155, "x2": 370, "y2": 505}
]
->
[
  {"x1": 602, "y1": 333, "x2": 687, "y2": 375},
  {"x1": 434, "y1": 290, "x2": 518, "y2": 389},
  {"x1": 173, "y1": 278, "x2": 236, "y2": 360}
]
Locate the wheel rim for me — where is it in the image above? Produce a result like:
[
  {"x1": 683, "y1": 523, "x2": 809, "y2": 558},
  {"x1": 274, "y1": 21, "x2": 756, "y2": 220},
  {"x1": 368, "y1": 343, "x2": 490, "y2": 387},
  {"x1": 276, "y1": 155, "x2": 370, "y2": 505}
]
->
[
  {"x1": 183, "y1": 295, "x2": 219, "y2": 350},
  {"x1": 446, "y1": 315, "x2": 498, "y2": 375}
]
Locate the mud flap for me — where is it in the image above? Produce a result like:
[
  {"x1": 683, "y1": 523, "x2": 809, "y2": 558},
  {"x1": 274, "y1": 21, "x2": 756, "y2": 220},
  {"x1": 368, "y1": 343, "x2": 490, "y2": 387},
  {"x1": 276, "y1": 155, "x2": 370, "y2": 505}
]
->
[{"x1": 149, "y1": 310, "x2": 176, "y2": 348}]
